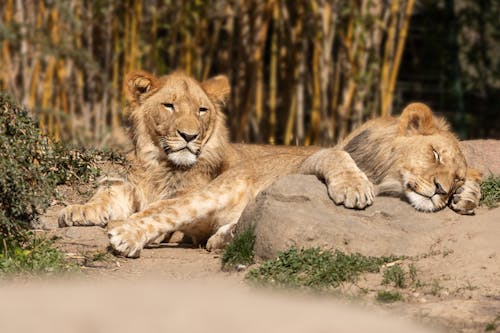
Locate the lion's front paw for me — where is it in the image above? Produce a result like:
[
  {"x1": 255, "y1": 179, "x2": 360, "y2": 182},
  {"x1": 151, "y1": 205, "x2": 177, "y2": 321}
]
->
[
  {"x1": 58, "y1": 204, "x2": 109, "y2": 227},
  {"x1": 449, "y1": 181, "x2": 481, "y2": 215},
  {"x1": 327, "y1": 172, "x2": 375, "y2": 209},
  {"x1": 108, "y1": 222, "x2": 146, "y2": 258},
  {"x1": 206, "y1": 224, "x2": 236, "y2": 251}
]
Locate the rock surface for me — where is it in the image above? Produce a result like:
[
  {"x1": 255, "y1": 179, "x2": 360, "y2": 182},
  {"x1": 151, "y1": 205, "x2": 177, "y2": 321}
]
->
[
  {"x1": 238, "y1": 175, "x2": 499, "y2": 261},
  {"x1": 460, "y1": 140, "x2": 500, "y2": 176}
]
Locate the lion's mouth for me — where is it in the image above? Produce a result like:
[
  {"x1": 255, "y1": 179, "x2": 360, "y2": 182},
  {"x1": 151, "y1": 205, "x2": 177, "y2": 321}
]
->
[
  {"x1": 405, "y1": 190, "x2": 447, "y2": 212},
  {"x1": 163, "y1": 145, "x2": 200, "y2": 156},
  {"x1": 163, "y1": 145, "x2": 201, "y2": 167}
]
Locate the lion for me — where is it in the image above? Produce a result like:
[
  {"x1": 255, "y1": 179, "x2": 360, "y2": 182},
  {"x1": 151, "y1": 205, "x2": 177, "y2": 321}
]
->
[
  {"x1": 304, "y1": 102, "x2": 482, "y2": 214},
  {"x1": 58, "y1": 71, "x2": 371, "y2": 248},
  {"x1": 58, "y1": 70, "x2": 481, "y2": 258}
]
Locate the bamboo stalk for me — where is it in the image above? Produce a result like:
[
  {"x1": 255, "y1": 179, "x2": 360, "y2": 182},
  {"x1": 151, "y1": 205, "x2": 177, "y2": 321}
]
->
[
  {"x1": 380, "y1": 0, "x2": 399, "y2": 116},
  {"x1": 111, "y1": 14, "x2": 121, "y2": 130},
  {"x1": 1, "y1": 0, "x2": 14, "y2": 94},
  {"x1": 40, "y1": 6, "x2": 60, "y2": 134},
  {"x1": 330, "y1": 55, "x2": 341, "y2": 141},
  {"x1": 386, "y1": 0, "x2": 415, "y2": 116},
  {"x1": 284, "y1": 90, "x2": 297, "y2": 145},
  {"x1": 268, "y1": 1, "x2": 279, "y2": 144},
  {"x1": 305, "y1": 37, "x2": 321, "y2": 146}
]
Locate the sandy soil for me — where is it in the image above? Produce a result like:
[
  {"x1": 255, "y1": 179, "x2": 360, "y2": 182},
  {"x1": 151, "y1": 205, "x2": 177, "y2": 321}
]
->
[{"x1": 30, "y1": 202, "x2": 499, "y2": 333}]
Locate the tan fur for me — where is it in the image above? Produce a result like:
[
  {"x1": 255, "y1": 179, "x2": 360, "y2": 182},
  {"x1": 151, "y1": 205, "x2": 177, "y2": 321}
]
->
[
  {"x1": 58, "y1": 71, "x2": 479, "y2": 258},
  {"x1": 59, "y1": 71, "x2": 357, "y2": 245},
  {"x1": 336, "y1": 103, "x2": 481, "y2": 214}
]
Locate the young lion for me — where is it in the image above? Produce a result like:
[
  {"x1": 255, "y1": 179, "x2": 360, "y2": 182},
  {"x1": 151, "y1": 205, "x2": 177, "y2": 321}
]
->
[
  {"x1": 58, "y1": 71, "x2": 480, "y2": 258},
  {"x1": 304, "y1": 103, "x2": 482, "y2": 214},
  {"x1": 59, "y1": 71, "x2": 372, "y2": 253}
]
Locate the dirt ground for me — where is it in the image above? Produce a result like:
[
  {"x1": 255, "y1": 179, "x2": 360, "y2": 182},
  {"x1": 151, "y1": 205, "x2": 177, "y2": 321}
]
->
[{"x1": 25, "y1": 202, "x2": 498, "y2": 333}]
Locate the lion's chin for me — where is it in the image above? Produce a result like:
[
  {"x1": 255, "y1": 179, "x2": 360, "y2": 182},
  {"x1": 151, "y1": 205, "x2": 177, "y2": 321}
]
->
[
  {"x1": 167, "y1": 150, "x2": 198, "y2": 167},
  {"x1": 405, "y1": 191, "x2": 446, "y2": 212}
]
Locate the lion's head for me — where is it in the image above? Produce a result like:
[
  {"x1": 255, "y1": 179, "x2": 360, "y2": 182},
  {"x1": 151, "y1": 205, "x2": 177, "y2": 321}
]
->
[
  {"x1": 394, "y1": 103, "x2": 470, "y2": 212},
  {"x1": 124, "y1": 70, "x2": 230, "y2": 168},
  {"x1": 345, "y1": 103, "x2": 476, "y2": 213}
]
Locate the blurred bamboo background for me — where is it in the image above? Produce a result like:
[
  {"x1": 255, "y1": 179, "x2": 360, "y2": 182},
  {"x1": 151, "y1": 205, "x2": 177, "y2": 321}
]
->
[{"x1": 0, "y1": 0, "x2": 498, "y2": 146}]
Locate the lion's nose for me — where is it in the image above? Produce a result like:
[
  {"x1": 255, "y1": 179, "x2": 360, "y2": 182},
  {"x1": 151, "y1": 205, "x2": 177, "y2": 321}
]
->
[
  {"x1": 434, "y1": 180, "x2": 447, "y2": 195},
  {"x1": 177, "y1": 130, "x2": 198, "y2": 143}
]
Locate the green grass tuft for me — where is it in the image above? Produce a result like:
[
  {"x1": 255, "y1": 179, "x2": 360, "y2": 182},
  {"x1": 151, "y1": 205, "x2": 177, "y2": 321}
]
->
[
  {"x1": 382, "y1": 264, "x2": 407, "y2": 288},
  {"x1": 480, "y1": 175, "x2": 500, "y2": 208},
  {"x1": 0, "y1": 233, "x2": 75, "y2": 274},
  {"x1": 485, "y1": 322, "x2": 497, "y2": 332},
  {"x1": 246, "y1": 247, "x2": 401, "y2": 290},
  {"x1": 221, "y1": 225, "x2": 255, "y2": 269},
  {"x1": 376, "y1": 290, "x2": 403, "y2": 303}
]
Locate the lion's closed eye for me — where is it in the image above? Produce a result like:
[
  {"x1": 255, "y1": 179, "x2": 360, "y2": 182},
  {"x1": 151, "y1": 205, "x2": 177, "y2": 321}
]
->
[
  {"x1": 162, "y1": 103, "x2": 174, "y2": 111},
  {"x1": 432, "y1": 148, "x2": 441, "y2": 163}
]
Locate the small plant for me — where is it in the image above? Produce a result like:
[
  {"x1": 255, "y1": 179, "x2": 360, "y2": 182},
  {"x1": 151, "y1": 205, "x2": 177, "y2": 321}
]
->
[
  {"x1": 408, "y1": 263, "x2": 417, "y2": 283},
  {"x1": 382, "y1": 264, "x2": 406, "y2": 288},
  {"x1": 484, "y1": 315, "x2": 500, "y2": 332},
  {"x1": 246, "y1": 247, "x2": 400, "y2": 290},
  {"x1": 485, "y1": 322, "x2": 497, "y2": 332},
  {"x1": 430, "y1": 279, "x2": 442, "y2": 296},
  {"x1": 221, "y1": 225, "x2": 255, "y2": 270},
  {"x1": 91, "y1": 252, "x2": 108, "y2": 262},
  {"x1": 480, "y1": 176, "x2": 500, "y2": 208},
  {"x1": 0, "y1": 233, "x2": 75, "y2": 274},
  {"x1": 376, "y1": 290, "x2": 403, "y2": 303}
]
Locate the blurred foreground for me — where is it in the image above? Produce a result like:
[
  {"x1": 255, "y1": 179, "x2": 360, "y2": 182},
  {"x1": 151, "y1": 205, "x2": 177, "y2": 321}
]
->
[{"x1": 0, "y1": 278, "x2": 439, "y2": 333}]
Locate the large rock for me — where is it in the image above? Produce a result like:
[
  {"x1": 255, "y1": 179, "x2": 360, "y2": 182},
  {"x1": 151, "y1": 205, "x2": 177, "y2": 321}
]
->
[
  {"x1": 460, "y1": 140, "x2": 500, "y2": 176},
  {"x1": 238, "y1": 175, "x2": 499, "y2": 260}
]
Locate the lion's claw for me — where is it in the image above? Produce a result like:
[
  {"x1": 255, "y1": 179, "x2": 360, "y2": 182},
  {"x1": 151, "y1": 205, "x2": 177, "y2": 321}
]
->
[
  {"x1": 58, "y1": 204, "x2": 109, "y2": 227},
  {"x1": 108, "y1": 223, "x2": 145, "y2": 258},
  {"x1": 328, "y1": 172, "x2": 375, "y2": 209},
  {"x1": 449, "y1": 181, "x2": 480, "y2": 215}
]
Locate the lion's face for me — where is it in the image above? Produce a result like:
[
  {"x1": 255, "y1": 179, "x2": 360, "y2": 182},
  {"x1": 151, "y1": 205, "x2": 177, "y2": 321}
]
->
[
  {"x1": 124, "y1": 71, "x2": 230, "y2": 167},
  {"x1": 398, "y1": 133, "x2": 467, "y2": 212},
  {"x1": 395, "y1": 104, "x2": 467, "y2": 212}
]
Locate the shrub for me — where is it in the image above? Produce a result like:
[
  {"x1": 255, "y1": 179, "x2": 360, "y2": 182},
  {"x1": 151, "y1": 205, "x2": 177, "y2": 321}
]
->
[
  {"x1": 0, "y1": 93, "x2": 99, "y2": 238},
  {"x1": 0, "y1": 94, "x2": 100, "y2": 273}
]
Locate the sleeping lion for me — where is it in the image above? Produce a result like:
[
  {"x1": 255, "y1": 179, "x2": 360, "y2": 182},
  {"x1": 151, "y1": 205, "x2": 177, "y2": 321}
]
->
[{"x1": 58, "y1": 71, "x2": 481, "y2": 257}]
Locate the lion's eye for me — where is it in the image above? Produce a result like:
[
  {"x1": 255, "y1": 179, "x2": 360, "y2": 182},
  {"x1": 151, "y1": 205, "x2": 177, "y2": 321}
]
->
[
  {"x1": 199, "y1": 107, "x2": 208, "y2": 115},
  {"x1": 162, "y1": 103, "x2": 174, "y2": 111},
  {"x1": 432, "y1": 149, "x2": 441, "y2": 163}
]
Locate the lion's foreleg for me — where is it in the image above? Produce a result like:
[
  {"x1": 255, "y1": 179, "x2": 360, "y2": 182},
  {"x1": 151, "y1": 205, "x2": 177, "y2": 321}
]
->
[
  {"x1": 300, "y1": 148, "x2": 375, "y2": 209},
  {"x1": 58, "y1": 178, "x2": 137, "y2": 227},
  {"x1": 108, "y1": 177, "x2": 252, "y2": 258}
]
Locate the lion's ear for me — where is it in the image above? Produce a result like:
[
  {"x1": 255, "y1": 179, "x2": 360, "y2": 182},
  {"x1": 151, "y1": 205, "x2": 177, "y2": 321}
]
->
[
  {"x1": 398, "y1": 103, "x2": 436, "y2": 135},
  {"x1": 201, "y1": 75, "x2": 231, "y2": 106},
  {"x1": 124, "y1": 70, "x2": 159, "y2": 105}
]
